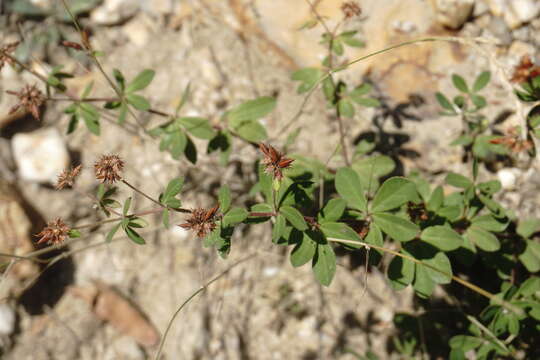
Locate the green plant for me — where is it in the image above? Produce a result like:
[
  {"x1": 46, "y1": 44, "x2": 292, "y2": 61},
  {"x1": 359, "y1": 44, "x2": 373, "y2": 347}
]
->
[{"x1": 0, "y1": 1, "x2": 539, "y2": 359}]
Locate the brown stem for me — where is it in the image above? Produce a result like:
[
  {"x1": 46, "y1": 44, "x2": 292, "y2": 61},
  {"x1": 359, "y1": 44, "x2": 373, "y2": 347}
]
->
[{"x1": 121, "y1": 179, "x2": 191, "y2": 213}]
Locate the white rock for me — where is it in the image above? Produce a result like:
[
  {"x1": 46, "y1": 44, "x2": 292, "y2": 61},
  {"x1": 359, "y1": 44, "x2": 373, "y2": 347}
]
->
[
  {"x1": 497, "y1": 168, "x2": 518, "y2": 189},
  {"x1": 430, "y1": 0, "x2": 475, "y2": 29},
  {"x1": 0, "y1": 304, "x2": 15, "y2": 336},
  {"x1": 486, "y1": 0, "x2": 540, "y2": 28},
  {"x1": 122, "y1": 16, "x2": 152, "y2": 46},
  {"x1": 12, "y1": 127, "x2": 69, "y2": 184},
  {"x1": 91, "y1": 0, "x2": 140, "y2": 25}
]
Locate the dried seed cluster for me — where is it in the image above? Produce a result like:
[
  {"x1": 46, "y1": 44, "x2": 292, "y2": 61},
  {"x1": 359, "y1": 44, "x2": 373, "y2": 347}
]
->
[
  {"x1": 0, "y1": 41, "x2": 19, "y2": 70},
  {"x1": 56, "y1": 165, "x2": 82, "y2": 190},
  {"x1": 259, "y1": 143, "x2": 294, "y2": 181},
  {"x1": 6, "y1": 84, "x2": 46, "y2": 120},
  {"x1": 94, "y1": 154, "x2": 124, "y2": 184},
  {"x1": 36, "y1": 218, "x2": 70, "y2": 245},
  {"x1": 179, "y1": 205, "x2": 219, "y2": 238},
  {"x1": 341, "y1": 1, "x2": 361, "y2": 19},
  {"x1": 511, "y1": 55, "x2": 540, "y2": 83}
]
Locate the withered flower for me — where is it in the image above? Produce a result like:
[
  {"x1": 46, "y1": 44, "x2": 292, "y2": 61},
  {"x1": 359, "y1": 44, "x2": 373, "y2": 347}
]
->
[
  {"x1": 94, "y1": 154, "x2": 124, "y2": 184},
  {"x1": 56, "y1": 164, "x2": 82, "y2": 190},
  {"x1": 489, "y1": 127, "x2": 532, "y2": 153},
  {"x1": 341, "y1": 1, "x2": 362, "y2": 19},
  {"x1": 6, "y1": 84, "x2": 46, "y2": 120},
  {"x1": 0, "y1": 41, "x2": 19, "y2": 70},
  {"x1": 511, "y1": 55, "x2": 540, "y2": 83},
  {"x1": 179, "y1": 204, "x2": 219, "y2": 238},
  {"x1": 259, "y1": 143, "x2": 294, "y2": 181},
  {"x1": 36, "y1": 218, "x2": 70, "y2": 245}
]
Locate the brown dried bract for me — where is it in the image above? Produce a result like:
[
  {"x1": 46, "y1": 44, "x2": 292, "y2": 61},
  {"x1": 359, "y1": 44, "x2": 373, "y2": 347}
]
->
[
  {"x1": 6, "y1": 84, "x2": 46, "y2": 120},
  {"x1": 36, "y1": 218, "x2": 70, "y2": 245},
  {"x1": 61, "y1": 41, "x2": 84, "y2": 51},
  {"x1": 0, "y1": 41, "x2": 19, "y2": 70},
  {"x1": 341, "y1": 1, "x2": 362, "y2": 19},
  {"x1": 407, "y1": 202, "x2": 429, "y2": 223},
  {"x1": 489, "y1": 127, "x2": 532, "y2": 153},
  {"x1": 511, "y1": 55, "x2": 540, "y2": 83},
  {"x1": 179, "y1": 204, "x2": 219, "y2": 238},
  {"x1": 56, "y1": 164, "x2": 82, "y2": 190},
  {"x1": 94, "y1": 154, "x2": 124, "y2": 184},
  {"x1": 259, "y1": 143, "x2": 294, "y2": 181}
]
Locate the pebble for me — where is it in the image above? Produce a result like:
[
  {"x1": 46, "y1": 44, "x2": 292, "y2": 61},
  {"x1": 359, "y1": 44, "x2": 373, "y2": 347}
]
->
[
  {"x1": 0, "y1": 304, "x2": 15, "y2": 336},
  {"x1": 486, "y1": 0, "x2": 540, "y2": 29},
  {"x1": 11, "y1": 127, "x2": 69, "y2": 184},
  {"x1": 430, "y1": 0, "x2": 475, "y2": 29},
  {"x1": 497, "y1": 168, "x2": 519, "y2": 189},
  {"x1": 91, "y1": 0, "x2": 140, "y2": 25}
]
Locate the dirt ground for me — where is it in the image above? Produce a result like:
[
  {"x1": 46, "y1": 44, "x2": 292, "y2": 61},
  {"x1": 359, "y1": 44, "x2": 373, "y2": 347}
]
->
[{"x1": 1, "y1": 0, "x2": 539, "y2": 359}]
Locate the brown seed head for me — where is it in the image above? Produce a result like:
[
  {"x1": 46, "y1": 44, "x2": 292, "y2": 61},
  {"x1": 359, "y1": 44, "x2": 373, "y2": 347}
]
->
[
  {"x1": 259, "y1": 143, "x2": 294, "y2": 181},
  {"x1": 0, "y1": 41, "x2": 19, "y2": 70},
  {"x1": 94, "y1": 154, "x2": 124, "y2": 184},
  {"x1": 511, "y1": 55, "x2": 540, "y2": 83},
  {"x1": 179, "y1": 204, "x2": 219, "y2": 238},
  {"x1": 36, "y1": 218, "x2": 70, "y2": 245},
  {"x1": 341, "y1": 1, "x2": 362, "y2": 19},
  {"x1": 6, "y1": 84, "x2": 46, "y2": 120},
  {"x1": 56, "y1": 164, "x2": 82, "y2": 190}
]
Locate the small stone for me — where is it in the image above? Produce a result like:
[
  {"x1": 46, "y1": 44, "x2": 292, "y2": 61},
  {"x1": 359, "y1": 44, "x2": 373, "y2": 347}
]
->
[
  {"x1": 486, "y1": 0, "x2": 540, "y2": 29},
  {"x1": 430, "y1": 0, "x2": 474, "y2": 29},
  {"x1": 508, "y1": 41, "x2": 536, "y2": 61},
  {"x1": 12, "y1": 127, "x2": 69, "y2": 184},
  {"x1": 91, "y1": 0, "x2": 140, "y2": 25},
  {"x1": 0, "y1": 304, "x2": 16, "y2": 336},
  {"x1": 497, "y1": 168, "x2": 518, "y2": 189},
  {"x1": 122, "y1": 16, "x2": 153, "y2": 46}
]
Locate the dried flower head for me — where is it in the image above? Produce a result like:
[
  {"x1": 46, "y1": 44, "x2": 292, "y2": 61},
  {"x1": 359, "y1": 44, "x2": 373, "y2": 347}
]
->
[
  {"x1": 94, "y1": 154, "x2": 124, "y2": 184},
  {"x1": 511, "y1": 55, "x2": 540, "y2": 83},
  {"x1": 0, "y1": 41, "x2": 19, "y2": 70},
  {"x1": 56, "y1": 164, "x2": 82, "y2": 190},
  {"x1": 489, "y1": 127, "x2": 532, "y2": 153},
  {"x1": 259, "y1": 143, "x2": 294, "y2": 181},
  {"x1": 36, "y1": 218, "x2": 70, "y2": 245},
  {"x1": 341, "y1": 1, "x2": 362, "y2": 19},
  {"x1": 6, "y1": 84, "x2": 46, "y2": 120},
  {"x1": 407, "y1": 201, "x2": 429, "y2": 223},
  {"x1": 179, "y1": 204, "x2": 220, "y2": 238}
]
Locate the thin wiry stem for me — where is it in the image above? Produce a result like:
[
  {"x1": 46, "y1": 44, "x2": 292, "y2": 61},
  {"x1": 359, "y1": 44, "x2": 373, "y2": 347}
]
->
[
  {"x1": 154, "y1": 254, "x2": 257, "y2": 360},
  {"x1": 325, "y1": 237, "x2": 524, "y2": 316}
]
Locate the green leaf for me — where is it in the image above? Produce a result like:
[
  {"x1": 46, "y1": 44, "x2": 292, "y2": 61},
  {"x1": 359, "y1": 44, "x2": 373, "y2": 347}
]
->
[
  {"x1": 350, "y1": 83, "x2": 372, "y2": 98},
  {"x1": 352, "y1": 97, "x2": 380, "y2": 107},
  {"x1": 421, "y1": 226, "x2": 463, "y2": 251},
  {"x1": 227, "y1": 97, "x2": 276, "y2": 127},
  {"x1": 129, "y1": 217, "x2": 148, "y2": 228},
  {"x1": 320, "y1": 222, "x2": 362, "y2": 248},
  {"x1": 331, "y1": 39, "x2": 344, "y2": 55},
  {"x1": 421, "y1": 251, "x2": 452, "y2": 284},
  {"x1": 126, "y1": 69, "x2": 155, "y2": 93},
  {"x1": 471, "y1": 215, "x2": 508, "y2": 232},
  {"x1": 125, "y1": 226, "x2": 146, "y2": 245},
  {"x1": 427, "y1": 186, "x2": 444, "y2": 211},
  {"x1": 112, "y1": 68, "x2": 125, "y2": 91},
  {"x1": 372, "y1": 213, "x2": 419, "y2": 242},
  {"x1": 126, "y1": 93, "x2": 150, "y2": 111},
  {"x1": 235, "y1": 121, "x2": 268, "y2": 142},
  {"x1": 313, "y1": 243, "x2": 336, "y2": 286},
  {"x1": 473, "y1": 71, "x2": 491, "y2": 92},
  {"x1": 445, "y1": 172, "x2": 473, "y2": 189},
  {"x1": 281, "y1": 205, "x2": 308, "y2": 231},
  {"x1": 318, "y1": 198, "x2": 346, "y2": 222},
  {"x1": 79, "y1": 103, "x2": 100, "y2": 135},
  {"x1": 118, "y1": 102, "x2": 128, "y2": 125},
  {"x1": 364, "y1": 223, "x2": 383, "y2": 248},
  {"x1": 388, "y1": 255, "x2": 415, "y2": 290},
  {"x1": 450, "y1": 135, "x2": 474, "y2": 146},
  {"x1": 436, "y1": 92, "x2": 455, "y2": 112},
  {"x1": 352, "y1": 155, "x2": 395, "y2": 193},
  {"x1": 272, "y1": 214, "x2": 286, "y2": 243},
  {"x1": 222, "y1": 207, "x2": 248, "y2": 226},
  {"x1": 338, "y1": 99, "x2": 355, "y2": 117},
  {"x1": 335, "y1": 167, "x2": 366, "y2": 212},
  {"x1": 413, "y1": 262, "x2": 435, "y2": 298},
  {"x1": 449, "y1": 336, "x2": 483, "y2": 351},
  {"x1": 177, "y1": 117, "x2": 215, "y2": 139},
  {"x1": 162, "y1": 209, "x2": 170, "y2": 228},
  {"x1": 466, "y1": 226, "x2": 500, "y2": 252},
  {"x1": 517, "y1": 218, "x2": 540, "y2": 238},
  {"x1": 123, "y1": 197, "x2": 132, "y2": 216},
  {"x1": 163, "y1": 178, "x2": 184, "y2": 201},
  {"x1": 68, "y1": 229, "x2": 81, "y2": 238},
  {"x1": 290, "y1": 231, "x2": 317, "y2": 267},
  {"x1": 106, "y1": 222, "x2": 122, "y2": 243},
  {"x1": 471, "y1": 94, "x2": 487, "y2": 109},
  {"x1": 477, "y1": 180, "x2": 501, "y2": 195},
  {"x1": 452, "y1": 74, "x2": 469, "y2": 93},
  {"x1": 291, "y1": 68, "x2": 323, "y2": 94},
  {"x1": 218, "y1": 186, "x2": 232, "y2": 213},
  {"x1": 371, "y1": 177, "x2": 416, "y2": 212},
  {"x1": 519, "y1": 239, "x2": 540, "y2": 272}
]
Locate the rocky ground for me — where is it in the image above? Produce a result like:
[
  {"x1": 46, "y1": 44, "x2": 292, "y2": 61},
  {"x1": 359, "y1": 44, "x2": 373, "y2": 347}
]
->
[{"x1": 1, "y1": 0, "x2": 539, "y2": 359}]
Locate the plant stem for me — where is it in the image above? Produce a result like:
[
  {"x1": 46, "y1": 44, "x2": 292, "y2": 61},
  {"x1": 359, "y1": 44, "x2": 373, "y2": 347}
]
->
[{"x1": 325, "y1": 237, "x2": 524, "y2": 316}]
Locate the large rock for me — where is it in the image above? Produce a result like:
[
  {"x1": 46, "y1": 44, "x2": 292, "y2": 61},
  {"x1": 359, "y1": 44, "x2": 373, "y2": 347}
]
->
[{"x1": 12, "y1": 127, "x2": 69, "y2": 184}]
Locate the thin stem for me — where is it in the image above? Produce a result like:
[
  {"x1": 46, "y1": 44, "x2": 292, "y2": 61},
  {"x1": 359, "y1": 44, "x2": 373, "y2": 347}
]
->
[
  {"x1": 121, "y1": 179, "x2": 165, "y2": 208},
  {"x1": 336, "y1": 112, "x2": 351, "y2": 166},
  {"x1": 325, "y1": 237, "x2": 524, "y2": 316},
  {"x1": 154, "y1": 254, "x2": 257, "y2": 360},
  {"x1": 466, "y1": 315, "x2": 513, "y2": 356}
]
